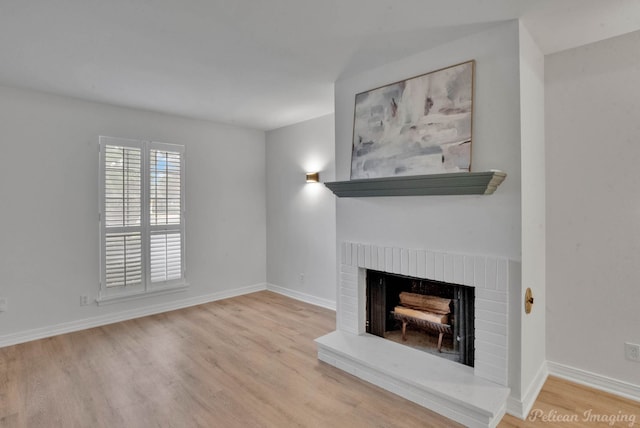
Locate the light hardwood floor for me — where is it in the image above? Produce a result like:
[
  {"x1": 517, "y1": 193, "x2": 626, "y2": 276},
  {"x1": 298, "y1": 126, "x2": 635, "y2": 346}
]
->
[
  {"x1": 0, "y1": 291, "x2": 638, "y2": 427},
  {"x1": 500, "y1": 376, "x2": 639, "y2": 427}
]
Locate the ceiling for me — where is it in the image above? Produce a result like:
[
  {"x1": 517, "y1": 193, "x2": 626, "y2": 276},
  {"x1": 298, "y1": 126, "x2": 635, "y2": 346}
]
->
[{"x1": 0, "y1": 0, "x2": 638, "y2": 131}]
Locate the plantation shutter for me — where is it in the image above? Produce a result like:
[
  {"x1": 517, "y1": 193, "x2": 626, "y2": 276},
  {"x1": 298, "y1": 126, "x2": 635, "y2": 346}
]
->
[
  {"x1": 99, "y1": 137, "x2": 185, "y2": 301},
  {"x1": 100, "y1": 137, "x2": 144, "y2": 291},
  {"x1": 148, "y1": 144, "x2": 184, "y2": 284}
]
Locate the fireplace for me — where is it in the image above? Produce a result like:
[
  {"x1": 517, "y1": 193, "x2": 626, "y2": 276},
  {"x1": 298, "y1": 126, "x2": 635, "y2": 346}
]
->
[
  {"x1": 366, "y1": 270, "x2": 475, "y2": 367},
  {"x1": 316, "y1": 242, "x2": 514, "y2": 427}
]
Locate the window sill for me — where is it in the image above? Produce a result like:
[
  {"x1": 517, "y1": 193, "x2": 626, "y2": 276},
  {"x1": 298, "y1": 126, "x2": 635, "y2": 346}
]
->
[{"x1": 96, "y1": 283, "x2": 189, "y2": 306}]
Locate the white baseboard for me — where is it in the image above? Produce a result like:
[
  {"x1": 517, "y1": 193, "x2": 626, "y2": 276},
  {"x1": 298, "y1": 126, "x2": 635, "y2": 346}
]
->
[
  {"x1": 0, "y1": 283, "x2": 267, "y2": 348},
  {"x1": 266, "y1": 283, "x2": 336, "y2": 311},
  {"x1": 506, "y1": 361, "x2": 549, "y2": 419},
  {"x1": 547, "y1": 360, "x2": 640, "y2": 403}
]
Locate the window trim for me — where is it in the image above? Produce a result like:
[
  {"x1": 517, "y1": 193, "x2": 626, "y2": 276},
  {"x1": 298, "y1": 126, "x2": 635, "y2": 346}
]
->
[{"x1": 97, "y1": 136, "x2": 187, "y2": 304}]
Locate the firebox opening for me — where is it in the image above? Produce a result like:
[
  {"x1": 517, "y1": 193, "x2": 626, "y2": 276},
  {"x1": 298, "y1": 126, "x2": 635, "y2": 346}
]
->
[{"x1": 366, "y1": 269, "x2": 475, "y2": 367}]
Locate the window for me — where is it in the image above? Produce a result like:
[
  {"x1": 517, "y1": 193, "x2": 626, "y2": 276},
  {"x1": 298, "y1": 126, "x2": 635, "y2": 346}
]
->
[{"x1": 98, "y1": 136, "x2": 186, "y2": 303}]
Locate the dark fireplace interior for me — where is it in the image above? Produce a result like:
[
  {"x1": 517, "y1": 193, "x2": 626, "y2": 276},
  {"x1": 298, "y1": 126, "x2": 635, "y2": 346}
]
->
[{"x1": 366, "y1": 269, "x2": 475, "y2": 367}]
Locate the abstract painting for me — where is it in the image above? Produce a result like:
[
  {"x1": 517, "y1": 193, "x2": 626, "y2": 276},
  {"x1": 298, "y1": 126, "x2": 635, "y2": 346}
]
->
[{"x1": 351, "y1": 61, "x2": 474, "y2": 179}]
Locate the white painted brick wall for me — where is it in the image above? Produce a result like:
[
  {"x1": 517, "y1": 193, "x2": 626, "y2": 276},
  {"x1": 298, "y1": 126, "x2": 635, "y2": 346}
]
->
[{"x1": 338, "y1": 241, "x2": 511, "y2": 386}]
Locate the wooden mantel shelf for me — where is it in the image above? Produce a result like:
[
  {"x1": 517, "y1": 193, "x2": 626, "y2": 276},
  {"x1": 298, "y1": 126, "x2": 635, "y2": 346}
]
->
[{"x1": 324, "y1": 171, "x2": 506, "y2": 197}]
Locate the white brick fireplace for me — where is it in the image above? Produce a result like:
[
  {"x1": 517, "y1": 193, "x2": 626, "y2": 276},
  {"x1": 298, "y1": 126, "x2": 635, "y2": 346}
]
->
[{"x1": 316, "y1": 241, "x2": 518, "y2": 428}]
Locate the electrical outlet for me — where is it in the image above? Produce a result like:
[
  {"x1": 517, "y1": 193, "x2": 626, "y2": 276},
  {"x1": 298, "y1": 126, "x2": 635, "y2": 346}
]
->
[
  {"x1": 80, "y1": 295, "x2": 90, "y2": 306},
  {"x1": 299, "y1": 273, "x2": 305, "y2": 285},
  {"x1": 624, "y1": 342, "x2": 640, "y2": 362},
  {"x1": 0, "y1": 297, "x2": 7, "y2": 312}
]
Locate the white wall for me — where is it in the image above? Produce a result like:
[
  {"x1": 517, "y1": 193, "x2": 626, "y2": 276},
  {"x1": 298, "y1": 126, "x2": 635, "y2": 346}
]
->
[
  {"x1": 335, "y1": 21, "x2": 522, "y2": 257},
  {"x1": 0, "y1": 85, "x2": 266, "y2": 341},
  {"x1": 266, "y1": 114, "x2": 336, "y2": 308},
  {"x1": 546, "y1": 30, "x2": 640, "y2": 386},
  {"x1": 334, "y1": 19, "x2": 523, "y2": 393},
  {"x1": 515, "y1": 21, "x2": 547, "y2": 414}
]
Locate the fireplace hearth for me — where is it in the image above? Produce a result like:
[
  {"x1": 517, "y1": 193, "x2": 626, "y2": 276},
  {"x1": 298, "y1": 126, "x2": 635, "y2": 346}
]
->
[{"x1": 366, "y1": 270, "x2": 475, "y2": 366}]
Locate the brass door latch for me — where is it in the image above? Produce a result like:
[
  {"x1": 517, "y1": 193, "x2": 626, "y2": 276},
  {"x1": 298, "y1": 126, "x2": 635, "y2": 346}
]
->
[{"x1": 525, "y1": 288, "x2": 534, "y2": 314}]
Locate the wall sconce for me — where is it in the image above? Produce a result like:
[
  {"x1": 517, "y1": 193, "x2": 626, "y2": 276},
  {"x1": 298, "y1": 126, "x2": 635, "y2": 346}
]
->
[{"x1": 306, "y1": 172, "x2": 320, "y2": 183}]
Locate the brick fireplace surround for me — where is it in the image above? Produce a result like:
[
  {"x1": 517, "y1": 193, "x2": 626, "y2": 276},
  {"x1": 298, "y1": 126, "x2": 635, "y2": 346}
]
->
[{"x1": 316, "y1": 242, "x2": 518, "y2": 428}]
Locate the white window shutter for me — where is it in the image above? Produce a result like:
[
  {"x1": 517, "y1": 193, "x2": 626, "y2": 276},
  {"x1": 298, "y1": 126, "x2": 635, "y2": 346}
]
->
[
  {"x1": 150, "y1": 232, "x2": 182, "y2": 282},
  {"x1": 148, "y1": 143, "x2": 185, "y2": 286},
  {"x1": 150, "y1": 149, "x2": 182, "y2": 226},
  {"x1": 105, "y1": 232, "x2": 142, "y2": 287},
  {"x1": 99, "y1": 137, "x2": 185, "y2": 300},
  {"x1": 104, "y1": 145, "x2": 142, "y2": 228},
  {"x1": 100, "y1": 139, "x2": 144, "y2": 291}
]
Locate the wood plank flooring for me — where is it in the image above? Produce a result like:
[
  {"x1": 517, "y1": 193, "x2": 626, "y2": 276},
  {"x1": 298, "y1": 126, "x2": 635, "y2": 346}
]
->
[
  {"x1": 0, "y1": 291, "x2": 459, "y2": 427},
  {"x1": 0, "y1": 290, "x2": 638, "y2": 427},
  {"x1": 499, "y1": 376, "x2": 640, "y2": 428}
]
